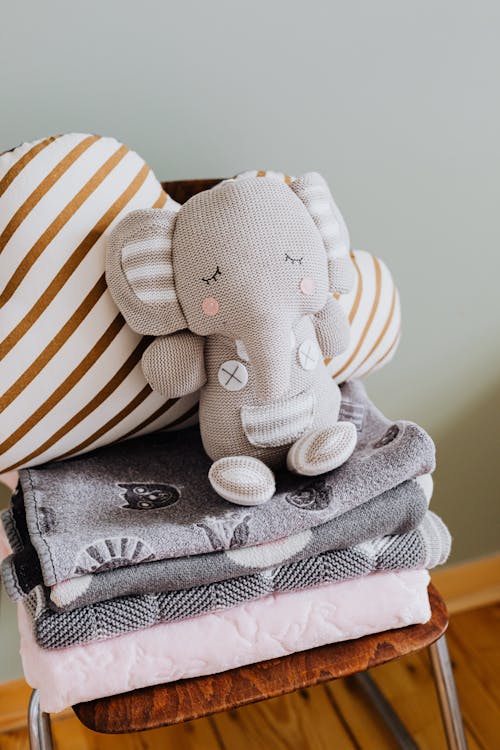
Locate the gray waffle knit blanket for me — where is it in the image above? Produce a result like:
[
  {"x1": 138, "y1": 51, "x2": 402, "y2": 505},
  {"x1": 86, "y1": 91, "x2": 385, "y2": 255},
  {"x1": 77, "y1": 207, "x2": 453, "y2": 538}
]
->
[
  {"x1": 4, "y1": 381, "x2": 435, "y2": 588},
  {"x1": 23, "y1": 512, "x2": 450, "y2": 649}
]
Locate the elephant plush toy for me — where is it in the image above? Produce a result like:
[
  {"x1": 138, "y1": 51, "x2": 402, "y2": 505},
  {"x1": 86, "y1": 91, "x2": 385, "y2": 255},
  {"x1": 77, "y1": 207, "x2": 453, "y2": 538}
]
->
[{"x1": 106, "y1": 172, "x2": 358, "y2": 505}]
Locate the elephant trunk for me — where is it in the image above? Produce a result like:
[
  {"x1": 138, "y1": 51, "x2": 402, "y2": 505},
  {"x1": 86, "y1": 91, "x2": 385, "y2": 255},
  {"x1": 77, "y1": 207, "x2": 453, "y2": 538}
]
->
[{"x1": 243, "y1": 326, "x2": 292, "y2": 403}]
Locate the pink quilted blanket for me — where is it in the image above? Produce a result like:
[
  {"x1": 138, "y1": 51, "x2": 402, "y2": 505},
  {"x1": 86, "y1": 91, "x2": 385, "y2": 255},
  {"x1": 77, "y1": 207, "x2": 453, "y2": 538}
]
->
[{"x1": 17, "y1": 570, "x2": 430, "y2": 712}]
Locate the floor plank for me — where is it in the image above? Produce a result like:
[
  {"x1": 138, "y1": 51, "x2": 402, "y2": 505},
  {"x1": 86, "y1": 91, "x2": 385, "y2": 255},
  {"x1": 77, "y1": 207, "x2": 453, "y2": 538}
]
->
[
  {"x1": 324, "y1": 678, "x2": 399, "y2": 749},
  {"x1": 371, "y1": 649, "x2": 484, "y2": 750},
  {"x1": 0, "y1": 681, "x2": 33, "y2": 734},
  {"x1": 445, "y1": 603, "x2": 500, "y2": 706},
  {"x1": 435, "y1": 609, "x2": 500, "y2": 749},
  {"x1": 210, "y1": 684, "x2": 356, "y2": 750},
  {"x1": 373, "y1": 649, "x2": 448, "y2": 749},
  {"x1": 0, "y1": 716, "x2": 222, "y2": 750}
]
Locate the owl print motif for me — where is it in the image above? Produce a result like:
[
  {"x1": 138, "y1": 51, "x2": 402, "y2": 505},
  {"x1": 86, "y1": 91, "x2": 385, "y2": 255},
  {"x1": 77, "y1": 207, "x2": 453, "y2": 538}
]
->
[
  {"x1": 117, "y1": 483, "x2": 180, "y2": 510},
  {"x1": 285, "y1": 478, "x2": 332, "y2": 511}
]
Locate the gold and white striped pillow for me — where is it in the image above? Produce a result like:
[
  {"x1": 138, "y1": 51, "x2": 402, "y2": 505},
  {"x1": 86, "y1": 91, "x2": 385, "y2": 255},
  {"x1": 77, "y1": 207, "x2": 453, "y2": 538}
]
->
[
  {"x1": 326, "y1": 249, "x2": 401, "y2": 383},
  {"x1": 0, "y1": 134, "x2": 198, "y2": 472}
]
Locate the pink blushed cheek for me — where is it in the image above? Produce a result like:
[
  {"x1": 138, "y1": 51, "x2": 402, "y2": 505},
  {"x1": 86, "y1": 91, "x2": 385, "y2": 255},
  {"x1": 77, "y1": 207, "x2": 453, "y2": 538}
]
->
[
  {"x1": 300, "y1": 277, "x2": 315, "y2": 296},
  {"x1": 202, "y1": 297, "x2": 219, "y2": 316}
]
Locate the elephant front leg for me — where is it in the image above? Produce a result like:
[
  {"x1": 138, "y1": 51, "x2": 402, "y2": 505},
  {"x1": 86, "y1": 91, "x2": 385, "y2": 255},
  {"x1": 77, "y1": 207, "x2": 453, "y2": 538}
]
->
[
  {"x1": 208, "y1": 456, "x2": 276, "y2": 506},
  {"x1": 286, "y1": 422, "x2": 357, "y2": 476}
]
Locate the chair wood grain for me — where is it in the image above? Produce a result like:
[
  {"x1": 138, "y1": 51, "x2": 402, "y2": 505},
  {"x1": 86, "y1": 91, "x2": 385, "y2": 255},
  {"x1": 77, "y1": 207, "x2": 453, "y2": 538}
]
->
[{"x1": 72, "y1": 584, "x2": 447, "y2": 734}]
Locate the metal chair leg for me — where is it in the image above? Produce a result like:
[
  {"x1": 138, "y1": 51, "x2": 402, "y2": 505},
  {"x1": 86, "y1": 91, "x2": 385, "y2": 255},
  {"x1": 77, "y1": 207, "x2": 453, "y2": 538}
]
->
[
  {"x1": 351, "y1": 672, "x2": 419, "y2": 749},
  {"x1": 28, "y1": 690, "x2": 54, "y2": 750},
  {"x1": 429, "y1": 634, "x2": 468, "y2": 750}
]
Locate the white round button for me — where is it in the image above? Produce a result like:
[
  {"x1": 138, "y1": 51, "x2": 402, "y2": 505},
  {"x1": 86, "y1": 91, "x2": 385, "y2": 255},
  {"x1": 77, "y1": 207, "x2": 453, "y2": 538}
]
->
[
  {"x1": 298, "y1": 339, "x2": 320, "y2": 371},
  {"x1": 218, "y1": 360, "x2": 249, "y2": 391}
]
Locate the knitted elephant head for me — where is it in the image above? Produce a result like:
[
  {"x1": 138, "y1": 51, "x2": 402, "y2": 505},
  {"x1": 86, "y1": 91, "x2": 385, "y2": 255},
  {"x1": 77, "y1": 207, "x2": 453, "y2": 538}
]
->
[
  {"x1": 106, "y1": 172, "x2": 358, "y2": 505},
  {"x1": 106, "y1": 172, "x2": 353, "y2": 403}
]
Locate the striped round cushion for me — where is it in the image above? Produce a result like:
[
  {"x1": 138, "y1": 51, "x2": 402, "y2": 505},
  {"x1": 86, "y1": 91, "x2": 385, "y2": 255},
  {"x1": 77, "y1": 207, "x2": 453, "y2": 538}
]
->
[
  {"x1": 326, "y1": 249, "x2": 401, "y2": 383},
  {"x1": 0, "y1": 134, "x2": 198, "y2": 472}
]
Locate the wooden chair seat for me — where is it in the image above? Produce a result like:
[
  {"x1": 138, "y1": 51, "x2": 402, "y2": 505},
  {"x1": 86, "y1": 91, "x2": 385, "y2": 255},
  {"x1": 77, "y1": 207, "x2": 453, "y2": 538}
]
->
[{"x1": 73, "y1": 584, "x2": 447, "y2": 734}]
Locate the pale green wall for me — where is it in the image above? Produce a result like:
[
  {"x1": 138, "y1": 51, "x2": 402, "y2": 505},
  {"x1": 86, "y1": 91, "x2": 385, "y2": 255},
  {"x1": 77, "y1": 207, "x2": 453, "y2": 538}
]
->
[{"x1": 1, "y1": 0, "x2": 499, "y2": 682}]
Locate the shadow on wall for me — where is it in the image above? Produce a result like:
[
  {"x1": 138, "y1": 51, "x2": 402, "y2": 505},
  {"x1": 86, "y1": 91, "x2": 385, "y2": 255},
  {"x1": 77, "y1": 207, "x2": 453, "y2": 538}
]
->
[{"x1": 432, "y1": 376, "x2": 500, "y2": 564}]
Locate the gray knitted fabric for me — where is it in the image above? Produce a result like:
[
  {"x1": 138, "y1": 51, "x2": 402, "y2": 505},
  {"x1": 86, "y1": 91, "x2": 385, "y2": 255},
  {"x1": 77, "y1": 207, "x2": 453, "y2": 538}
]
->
[
  {"x1": 1, "y1": 478, "x2": 428, "y2": 610},
  {"x1": 23, "y1": 512, "x2": 450, "y2": 650},
  {"x1": 106, "y1": 174, "x2": 354, "y2": 476},
  {"x1": 9, "y1": 381, "x2": 435, "y2": 587}
]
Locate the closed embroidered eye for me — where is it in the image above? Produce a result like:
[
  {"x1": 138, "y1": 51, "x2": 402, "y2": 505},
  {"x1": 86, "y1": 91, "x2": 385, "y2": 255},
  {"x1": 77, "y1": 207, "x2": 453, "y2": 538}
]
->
[
  {"x1": 202, "y1": 266, "x2": 222, "y2": 284},
  {"x1": 285, "y1": 253, "x2": 303, "y2": 265}
]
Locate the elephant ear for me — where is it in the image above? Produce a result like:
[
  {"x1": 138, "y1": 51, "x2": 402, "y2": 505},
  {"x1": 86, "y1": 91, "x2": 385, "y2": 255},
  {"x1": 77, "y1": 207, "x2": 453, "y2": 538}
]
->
[
  {"x1": 106, "y1": 207, "x2": 187, "y2": 336},
  {"x1": 290, "y1": 172, "x2": 355, "y2": 294}
]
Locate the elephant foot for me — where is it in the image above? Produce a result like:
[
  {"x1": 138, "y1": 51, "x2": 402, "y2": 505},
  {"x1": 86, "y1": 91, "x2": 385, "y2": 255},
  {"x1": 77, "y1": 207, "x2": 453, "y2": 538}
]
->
[
  {"x1": 209, "y1": 456, "x2": 276, "y2": 506},
  {"x1": 286, "y1": 422, "x2": 357, "y2": 476}
]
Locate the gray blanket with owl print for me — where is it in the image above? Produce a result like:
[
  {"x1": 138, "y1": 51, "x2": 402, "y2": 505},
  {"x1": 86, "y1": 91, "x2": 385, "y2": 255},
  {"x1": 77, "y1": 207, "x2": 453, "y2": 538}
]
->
[
  {"x1": 20, "y1": 511, "x2": 450, "y2": 649},
  {"x1": 3, "y1": 381, "x2": 435, "y2": 589},
  {"x1": 1, "y1": 477, "x2": 429, "y2": 610}
]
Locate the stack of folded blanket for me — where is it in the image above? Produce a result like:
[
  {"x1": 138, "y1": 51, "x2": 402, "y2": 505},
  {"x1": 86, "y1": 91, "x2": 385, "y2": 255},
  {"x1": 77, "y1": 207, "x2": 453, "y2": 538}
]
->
[{"x1": 0, "y1": 381, "x2": 450, "y2": 713}]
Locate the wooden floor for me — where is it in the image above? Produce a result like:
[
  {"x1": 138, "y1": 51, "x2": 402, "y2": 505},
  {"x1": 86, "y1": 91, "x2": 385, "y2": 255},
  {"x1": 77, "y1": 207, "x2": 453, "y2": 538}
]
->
[{"x1": 0, "y1": 599, "x2": 499, "y2": 750}]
